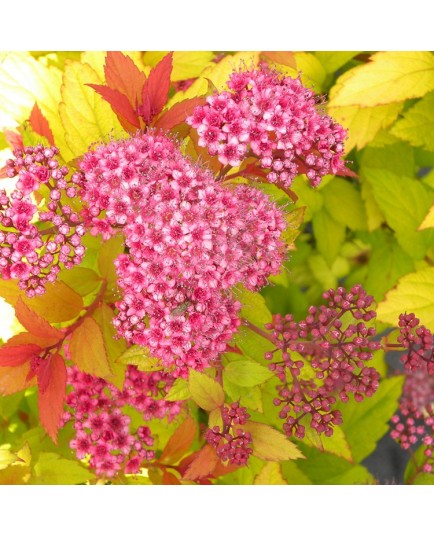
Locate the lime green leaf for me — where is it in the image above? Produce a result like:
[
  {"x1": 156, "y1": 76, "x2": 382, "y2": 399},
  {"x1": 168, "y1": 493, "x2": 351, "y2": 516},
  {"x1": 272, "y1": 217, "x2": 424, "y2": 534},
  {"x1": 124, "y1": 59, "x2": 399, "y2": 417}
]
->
[
  {"x1": 319, "y1": 426, "x2": 353, "y2": 462},
  {"x1": 321, "y1": 178, "x2": 367, "y2": 231},
  {"x1": 116, "y1": 345, "x2": 163, "y2": 372},
  {"x1": 276, "y1": 52, "x2": 326, "y2": 91},
  {"x1": 314, "y1": 51, "x2": 359, "y2": 74},
  {"x1": 363, "y1": 230, "x2": 415, "y2": 302},
  {"x1": 362, "y1": 169, "x2": 434, "y2": 259},
  {"x1": 233, "y1": 325, "x2": 275, "y2": 364},
  {"x1": 419, "y1": 206, "x2": 434, "y2": 230},
  {"x1": 361, "y1": 140, "x2": 415, "y2": 177},
  {"x1": 296, "y1": 445, "x2": 375, "y2": 484},
  {"x1": 330, "y1": 52, "x2": 434, "y2": 107},
  {"x1": 188, "y1": 370, "x2": 224, "y2": 411},
  {"x1": 254, "y1": 461, "x2": 287, "y2": 484},
  {"x1": 327, "y1": 102, "x2": 404, "y2": 152},
  {"x1": 68, "y1": 317, "x2": 112, "y2": 379},
  {"x1": 361, "y1": 180, "x2": 385, "y2": 231},
  {"x1": 236, "y1": 285, "x2": 273, "y2": 325},
  {"x1": 391, "y1": 92, "x2": 434, "y2": 151},
  {"x1": 377, "y1": 267, "x2": 434, "y2": 330},
  {"x1": 281, "y1": 460, "x2": 312, "y2": 484},
  {"x1": 59, "y1": 60, "x2": 123, "y2": 160},
  {"x1": 338, "y1": 376, "x2": 404, "y2": 463},
  {"x1": 165, "y1": 378, "x2": 190, "y2": 402},
  {"x1": 58, "y1": 267, "x2": 101, "y2": 297},
  {"x1": 243, "y1": 422, "x2": 304, "y2": 462},
  {"x1": 223, "y1": 360, "x2": 274, "y2": 388},
  {"x1": 31, "y1": 452, "x2": 93, "y2": 484},
  {"x1": 313, "y1": 210, "x2": 346, "y2": 266}
]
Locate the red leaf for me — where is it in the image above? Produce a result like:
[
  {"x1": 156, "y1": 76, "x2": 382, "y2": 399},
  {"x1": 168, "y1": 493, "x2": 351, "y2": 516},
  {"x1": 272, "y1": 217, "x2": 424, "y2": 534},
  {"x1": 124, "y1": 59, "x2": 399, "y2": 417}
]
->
[
  {"x1": 29, "y1": 103, "x2": 54, "y2": 145},
  {"x1": 141, "y1": 52, "x2": 173, "y2": 123},
  {"x1": 0, "y1": 344, "x2": 41, "y2": 367},
  {"x1": 36, "y1": 357, "x2": 52, "y2": 394},
  {"x1": 38, "y1": 353, "x2": 66, "y2": 444},
  {"x1": 159, "y1": 416, "x2": 197, "y2": 464},
  {"x1": 87, "y1": 84, "x2": 140, "y2": 129},
  {"x1": 154, "y1": 97, "x2": 207, "y2": 131},
  {"x1": 4, "y1": 129, "x2": 23, "y2": 151},
  {"x1": 15, "y1": 297, "x2": 63, "y2": 340},
  {"x1": 104, "y1": 52, "x2": 147, "y2": 110}
]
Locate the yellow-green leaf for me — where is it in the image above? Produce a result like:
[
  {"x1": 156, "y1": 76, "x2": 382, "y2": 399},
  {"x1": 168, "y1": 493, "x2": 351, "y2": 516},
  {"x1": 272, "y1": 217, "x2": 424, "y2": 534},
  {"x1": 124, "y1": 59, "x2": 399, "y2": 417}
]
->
[
  {"x1": 319, "y1": 426, "x2": 353, "y2": 462},
  {"x1": 327, "y1": 102, "x2": 404, "y2": 152},
  {"x1": 165, "y1": 378, "x2": 190, "y2": 402},
  {"x1": 330, "y1": 52, "x2": 434, "y2": 108},
  {"x1": 143, "y1": 51, "x2": 215, "y2": 81},
  {"x1": 419, "y1": 205, "x2": 434, "y2": 230},
  {"x1": 277, "y1": 52, "x2": 326, "y2": 91},
  {"x1": 224, "y1": 360, "x2": 273, "y2": 387},
  {"x1": 0, "y1": 447, "x2": 21, "y2": 470},
  {"x1": 243, "y1": 422, "x2": 304, "y2": 462},
  {"x1": 377, "y1": 267, "x2": 434, "y2": 330},
  {"x1": 200, "y1": 52, "x2": 260, "y2": 91},
  {"x1": 59, "y1": 267, "x2": 101, "y2": 297},
  {"x1": 23, "y1": 281, "x2": 83, "y2": 323},
  {"x1": 391, "y1": 92, "x2": 434, "y2": 152},
  {"x1": 237, "y1": 285, "x2": 273, "y2": 325},
  {"x1": 68, "y1": 316, "x2": 112, "y2": 378},
  {"x1": 254, "y1": 461, "x2": 287, "y2": 485},
  {"x1": 97, "y1": 233, "x2": 124, "y2": 302},
  {"x1": 59, "y1": 60, "x2": 123, "y2": 160},
  {"x1": 188, "y1": 369, "x2": 224, "y2": 411},
  {"x1": 116, "y1": 345, "x2": 163, "y2": 372},
  {"x1": 31, "y1": 452, "x2": 93, "y2": 484},
  {"x1": 314, "y1": 51, "x2": 359, "y2": 74},
  {"x1": 92, "y1": 303, "x2": 127, "y2": 389}
]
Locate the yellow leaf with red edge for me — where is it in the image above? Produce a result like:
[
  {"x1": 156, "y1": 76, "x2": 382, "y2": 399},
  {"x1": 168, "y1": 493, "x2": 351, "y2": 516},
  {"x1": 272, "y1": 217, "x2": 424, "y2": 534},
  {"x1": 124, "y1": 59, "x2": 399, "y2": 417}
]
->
[
  {"x1": 243, "y1": 422, "x2": 304, "y2": 462},
  {"x1": 159, "y1": 416, "x2": 198, "y2": 465},
  {"x1": 188, "y1": 369, "x2": 224, "y2": 411},
  {"x1": 59, "y1": 60, "x2": 123, "y2": 160},
  {"x1": 68, "y1": 316, "x2": 112, "y2": 379}
]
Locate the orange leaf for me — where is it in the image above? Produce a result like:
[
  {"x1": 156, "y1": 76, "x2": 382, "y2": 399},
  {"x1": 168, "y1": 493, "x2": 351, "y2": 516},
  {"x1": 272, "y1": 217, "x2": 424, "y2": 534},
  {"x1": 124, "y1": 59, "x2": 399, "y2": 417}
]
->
[
  {"x1": 162, "y1": 469, "x2": 181, "y2": 485},
  {"x1": 38, "y1": 353, "x2": 66, "y2": 443},
  {"x1": 261, "y1": 51, "x2": 297, "y2": 69},
  {"x1": 154, "y1": 97, "x2": 206, "y2": 131},
  {"x1": 68, "y1": 317, "x2": 112, "y2": 378},
  {"x1": 15, "y1": 297, "x2": 63, "y2": 340},
  {"x1": 29, "y1": 103, "x2": 54, "y2": 145},
  {"x1": 0, "y1": 344, "x2": 41, "y2": 367},
  {"x1": 182, "y1": 444, "x2": 218, "y2": 481},
  {"x1": 4, "y1": 332, "x2": 60, "y2": 349},
  {"x1": 87, "y1": 84, "x2": 140, "y2": 129},
  {"x1": 104, "y1": 52, "x2": 147, "y2": 110},
  {"x1": 159, "y1": 416, "x2": 197, "y2": 465},
  {"x1": 142, "y1": 52, "x2": 173, "y2": 123},
  {"x1": 0, "y1": 361, "x2": 36, "y2": 395},
  {"x1": 4, "y1": 129, "x2": 23, "y2": 151}
]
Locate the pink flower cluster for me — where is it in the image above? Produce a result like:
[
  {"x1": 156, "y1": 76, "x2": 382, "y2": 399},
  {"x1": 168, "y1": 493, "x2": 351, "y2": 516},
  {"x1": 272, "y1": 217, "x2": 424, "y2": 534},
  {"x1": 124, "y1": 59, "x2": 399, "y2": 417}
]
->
[
  {"x1": 78, "y1": 133, "x2": 287, "y2": 375},
  {"x1": 1, "y1": 146, "x2": 85, "y2": 296},
  {"x1": 265, "y1": 285, "x2": 381, "y2": 438},
  {"x1": 397, "y1": 313, "x2": 434, "y2": 374},
  {"x1": 390, "y1": 313, "x2": 434, "y2": 474},
  {"x1": 62, "y1": 365, "x2": 183, "y2": 478},
  {"x1": 187, "y1": 66, "x2": 346, "y2": 188},
  {"x1": 205, "y1": 402, "x2": 253, "y2": 465}
]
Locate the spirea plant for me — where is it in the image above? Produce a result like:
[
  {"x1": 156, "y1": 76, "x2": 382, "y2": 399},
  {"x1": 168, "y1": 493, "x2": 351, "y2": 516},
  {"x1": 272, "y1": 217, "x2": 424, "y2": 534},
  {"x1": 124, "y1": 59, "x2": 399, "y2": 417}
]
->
[{"x1": 0, "y1": 51, "x2": 433, "y2": 485}]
